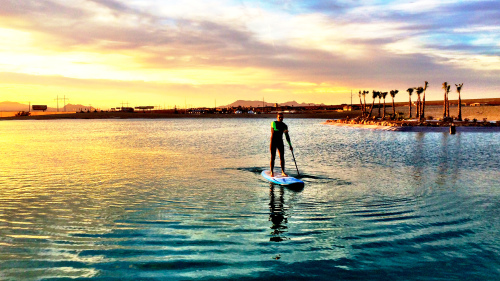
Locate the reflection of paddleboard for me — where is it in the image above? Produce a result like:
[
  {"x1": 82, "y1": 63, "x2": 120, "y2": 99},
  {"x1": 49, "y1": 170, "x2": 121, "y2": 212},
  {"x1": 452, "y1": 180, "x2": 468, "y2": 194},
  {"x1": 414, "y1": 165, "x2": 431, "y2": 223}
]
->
[{"x1": 262, "y1": 170, "x2": 304, "y2": 186}]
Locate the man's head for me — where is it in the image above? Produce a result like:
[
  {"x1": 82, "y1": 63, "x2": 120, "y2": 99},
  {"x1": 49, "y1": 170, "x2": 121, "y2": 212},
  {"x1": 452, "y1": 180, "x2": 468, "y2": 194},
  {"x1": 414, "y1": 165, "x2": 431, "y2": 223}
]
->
[{"x1": 277, "y1": 112, "x2": 284, "y2": 121}]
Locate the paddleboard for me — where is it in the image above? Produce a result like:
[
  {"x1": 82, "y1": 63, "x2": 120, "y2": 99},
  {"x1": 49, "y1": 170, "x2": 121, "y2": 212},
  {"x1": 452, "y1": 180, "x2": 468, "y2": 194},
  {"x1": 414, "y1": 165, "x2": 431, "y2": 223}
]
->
[{"x1": 261, "y1": 170, "x2": 304, "y2": 186}]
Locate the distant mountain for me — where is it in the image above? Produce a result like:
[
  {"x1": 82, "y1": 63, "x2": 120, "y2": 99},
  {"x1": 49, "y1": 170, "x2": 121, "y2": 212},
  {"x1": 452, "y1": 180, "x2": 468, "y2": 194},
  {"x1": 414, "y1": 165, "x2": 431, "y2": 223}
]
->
[
  {"x1": 0, "y1": 101, "x2": 95, "y2": 112},
  {"x1": 0, "y1": 101, "x2": 31, "y2": 111},
  {"x1": 222, "y1": 100, "x2": 326, "y2": 108}
]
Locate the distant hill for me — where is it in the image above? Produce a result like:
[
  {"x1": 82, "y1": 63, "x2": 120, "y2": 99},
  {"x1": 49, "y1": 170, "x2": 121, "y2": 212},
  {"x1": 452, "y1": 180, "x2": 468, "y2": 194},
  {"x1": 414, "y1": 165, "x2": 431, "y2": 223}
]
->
[
  {"x1": 0, "y1": 101, "x2": 31, "y2": 111},
  {"x1": 222, "y1": 100, "x2": 326, "y2": 108},
  {"x1": 63, "y1": 104, "x2": 96, "y2": 112},
  {"x1": 0, "y1": 101, "x2": 95, "y2": 112}
]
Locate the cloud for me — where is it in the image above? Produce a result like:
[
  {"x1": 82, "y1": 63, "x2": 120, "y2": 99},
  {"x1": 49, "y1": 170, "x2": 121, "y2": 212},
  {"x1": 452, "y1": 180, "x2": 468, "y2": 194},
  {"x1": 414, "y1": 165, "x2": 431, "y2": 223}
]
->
[
  {"x1": 87, "y1": 0, "x2": 134, "y2": 13},
  {"x1": 0, "y1": 0, "x2": 84, "y2": 18},
  {"x1": 301, "y1": 0, "x2": 355, "y2": 13},
  {"x1": 0, "y1": 0, "x2": 498, "y2": 107}
]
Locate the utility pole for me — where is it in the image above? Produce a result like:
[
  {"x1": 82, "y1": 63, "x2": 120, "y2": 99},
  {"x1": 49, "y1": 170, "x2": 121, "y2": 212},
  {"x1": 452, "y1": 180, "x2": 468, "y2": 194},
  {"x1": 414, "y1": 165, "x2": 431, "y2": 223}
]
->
[
  {"x1": 350, "y1": 90, "x2": 353, "y2": 107},
  {"x1": 120, "y1": 101, "x2": 129, "y2": 110},
  {"x1": 54, "y1": 95, "x2": 69, "y2": 112},
  {"x1": 54, "y1": 95, "x2": 59, "y2": 112},
  {"x1": 62, "y1": 95, "x2": 69, "y2": 112}
]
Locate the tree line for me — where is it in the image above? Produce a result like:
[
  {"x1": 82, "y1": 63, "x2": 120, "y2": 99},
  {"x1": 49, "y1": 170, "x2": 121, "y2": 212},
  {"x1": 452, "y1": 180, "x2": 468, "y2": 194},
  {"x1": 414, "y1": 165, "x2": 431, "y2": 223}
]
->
[{"x1": 358, "y1": 82, "x2": 464, "y2": 121}]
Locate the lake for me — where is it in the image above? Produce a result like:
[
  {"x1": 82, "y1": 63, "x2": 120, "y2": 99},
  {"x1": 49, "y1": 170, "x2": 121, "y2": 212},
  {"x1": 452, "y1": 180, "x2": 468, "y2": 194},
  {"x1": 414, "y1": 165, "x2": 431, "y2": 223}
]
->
[{"x1": 1, "y1": 118, "x2": 499, "y2": 280}]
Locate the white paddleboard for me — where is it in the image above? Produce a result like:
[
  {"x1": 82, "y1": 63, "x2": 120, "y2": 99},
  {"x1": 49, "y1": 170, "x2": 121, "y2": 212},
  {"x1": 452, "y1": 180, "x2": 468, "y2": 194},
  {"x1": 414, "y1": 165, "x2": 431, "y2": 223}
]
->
[{"x1": 262, "y1": 170, "x2": 304, "y2": 186}]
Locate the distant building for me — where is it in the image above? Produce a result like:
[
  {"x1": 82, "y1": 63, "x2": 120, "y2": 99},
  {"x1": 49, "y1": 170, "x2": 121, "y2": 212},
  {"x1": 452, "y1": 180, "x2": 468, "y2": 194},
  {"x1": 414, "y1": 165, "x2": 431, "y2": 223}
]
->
[
  {"x1": 470, "y1": 103, "x2": 486, "y2": 107},
  {"x1": 135, "y1": 106, "x2": 155, "y2": 110},
  {"x1": 121, "y1": 107, "x2": 135, "y2": 112},
  {"x1": 343, "y1": 105, "x2": 361, "y2": 111},
  {"x1": 32, "y1": 105, "x2": 48, "y2": 111}
]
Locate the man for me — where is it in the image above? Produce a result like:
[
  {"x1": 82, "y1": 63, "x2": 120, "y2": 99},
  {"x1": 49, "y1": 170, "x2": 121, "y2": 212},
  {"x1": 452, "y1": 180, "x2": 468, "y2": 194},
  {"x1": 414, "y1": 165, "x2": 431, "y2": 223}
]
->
[{"x1": 270, "y1": 112, "x2": 293, "y2": 177}]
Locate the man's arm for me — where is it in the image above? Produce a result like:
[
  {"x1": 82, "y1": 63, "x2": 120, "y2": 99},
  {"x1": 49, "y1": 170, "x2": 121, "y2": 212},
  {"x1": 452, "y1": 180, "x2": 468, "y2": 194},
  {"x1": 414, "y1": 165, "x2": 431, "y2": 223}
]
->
[
  {"x1": 272, "y1": 121, "x2": 279, "y2": 131},
  {"x1": 284, "y1": 131, "x2": 293, "y2": 150}
]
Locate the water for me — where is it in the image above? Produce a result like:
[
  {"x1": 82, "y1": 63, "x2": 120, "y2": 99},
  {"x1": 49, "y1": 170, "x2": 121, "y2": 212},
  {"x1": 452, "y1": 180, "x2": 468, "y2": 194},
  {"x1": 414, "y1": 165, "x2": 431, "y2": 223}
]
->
[{"x1": 1, "y1": 119, "x2": 499, "y2": 280}]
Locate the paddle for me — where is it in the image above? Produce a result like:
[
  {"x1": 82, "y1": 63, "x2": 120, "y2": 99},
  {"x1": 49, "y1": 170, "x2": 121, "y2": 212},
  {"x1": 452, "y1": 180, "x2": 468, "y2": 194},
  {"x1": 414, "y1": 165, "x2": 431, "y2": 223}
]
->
[{"x1": 290, "y1": 147, "x2": 300, "y2": 176}]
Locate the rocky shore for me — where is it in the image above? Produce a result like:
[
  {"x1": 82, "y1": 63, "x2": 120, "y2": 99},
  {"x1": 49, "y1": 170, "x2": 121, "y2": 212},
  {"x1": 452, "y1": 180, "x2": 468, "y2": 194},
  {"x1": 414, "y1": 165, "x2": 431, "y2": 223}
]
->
[
  {"x1": 324, "y1": 117, "x2": 500, "y2": 132},
  {"x1": 324, "y1": 105, "x2": 500, "y2": 132}
]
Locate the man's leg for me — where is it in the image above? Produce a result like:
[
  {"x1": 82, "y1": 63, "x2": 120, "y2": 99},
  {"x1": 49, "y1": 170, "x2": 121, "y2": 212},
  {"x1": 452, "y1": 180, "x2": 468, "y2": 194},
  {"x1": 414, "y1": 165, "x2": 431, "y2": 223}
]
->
[
  {"x1": 270, "y1": 143, "x2": 277, "y2": 177},
  {"x1": 277, "y1": 143, "x2": 287, "y2": 177}
]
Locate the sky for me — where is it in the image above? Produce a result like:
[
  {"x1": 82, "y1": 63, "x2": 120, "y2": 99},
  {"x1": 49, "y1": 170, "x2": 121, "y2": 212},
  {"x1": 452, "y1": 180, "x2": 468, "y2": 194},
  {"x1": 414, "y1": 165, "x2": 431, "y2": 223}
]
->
[{"x1": 0, "y1": 0, "x2": 499, "y2": 109}]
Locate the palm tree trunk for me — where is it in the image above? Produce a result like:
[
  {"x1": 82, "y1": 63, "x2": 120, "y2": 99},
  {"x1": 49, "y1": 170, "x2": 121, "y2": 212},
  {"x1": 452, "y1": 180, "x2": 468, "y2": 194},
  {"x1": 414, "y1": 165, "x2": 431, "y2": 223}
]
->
[
  {"x1": 408, "y1": 95, "x2": 412, "y2": 118},
  {"x1": 458, "y1": 93, "x2": 462, "y2": 121},
  {"x1": 382, "y1": 98, "x2": 386, "y2": 119},
  {"x1": 418, "y1": 95, "x2": 421, "y2": 118},
  {"x1": 363, "y1": 95, "x2": 367, "y2": 116},
  {"x1": 368, "y1": 100, "x2": 376, "y2": 118},
  {"x1": 446, "y1": 93, "x2": 450, "y2": 118},
  {"x1": 415, "y1": 95, "x2": 419, "y2": 119},
  {"x1": 392, "y1": 98, "x2": 396, "y2": 119},
  {"x1": 358, "y1": 96, "x2": 363, "y2": 116},
  {"x1": 378, "y1": 99, "x2": 381, "y2": 118},
  {"x1": 443, "y1": 92, "x2": 447, "y2": 119},
  {"x1": 421, "y1": 92, "x2": 426, "y2": 121}
]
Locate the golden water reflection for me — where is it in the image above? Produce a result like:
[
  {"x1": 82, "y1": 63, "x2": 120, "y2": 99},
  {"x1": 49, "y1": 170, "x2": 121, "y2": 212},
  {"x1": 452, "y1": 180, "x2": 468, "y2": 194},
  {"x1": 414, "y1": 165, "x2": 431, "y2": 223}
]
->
[{"x1": 1, "y1": 119, "x2": 499, "y2": 280}]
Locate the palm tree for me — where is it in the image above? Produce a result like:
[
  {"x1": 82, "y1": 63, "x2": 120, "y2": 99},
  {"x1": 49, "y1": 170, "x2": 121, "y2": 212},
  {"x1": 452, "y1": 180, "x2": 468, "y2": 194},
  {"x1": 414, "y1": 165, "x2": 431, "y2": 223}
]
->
[
  {"x1": 447, "y1": 86, "x2": 451, "y2": 118},
  {"x1": 415, "y1": 87, "x2": 424, "y2": 121},
  {"x1": 381, "y1": 92, "x2": 388, "y2": 119},
  {"x1": 421, "y1": 81, "x2": 428, "y2": 120},
  {"x1": 368, "y1": 90, "x2": 379, "y2": 118},
  {"x1": 377, "y1": 92, "x2": 382, "y2": 117},
  {"x1": 414, "y1": 87, "x2": 421, "y2": 119},
  {"x1": 407, "y1": 88, "x2": 414, "y2": 118},
  {"x1": 456, "y1": 83, "x2": 464, "y2": 121},
  {"x1": 363, "y1": 90, "x2": 368, "y2": 116},
  {"x1": 442, "y1": 82, "x2": 450, "y2": 119},
  {"x1": 390, "y1": 90, "x2": 398, "y2": 119},
  {"x1": 358, "y1": 91, "x2": 364, "y2": 116}
]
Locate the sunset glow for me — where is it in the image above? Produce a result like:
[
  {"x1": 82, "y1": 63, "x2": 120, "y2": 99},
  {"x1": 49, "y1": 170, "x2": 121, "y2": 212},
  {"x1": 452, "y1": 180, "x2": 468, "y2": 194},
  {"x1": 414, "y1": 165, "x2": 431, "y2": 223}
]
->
[{"x1": 0, "y1": 0, "x2": 498, "y2": 109}]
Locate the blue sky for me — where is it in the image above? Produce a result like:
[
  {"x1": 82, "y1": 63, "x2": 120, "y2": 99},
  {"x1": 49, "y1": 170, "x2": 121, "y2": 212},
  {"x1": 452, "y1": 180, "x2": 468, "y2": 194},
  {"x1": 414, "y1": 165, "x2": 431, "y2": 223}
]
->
[{"x1": 0, "y1": 0, "x2": 498, "y2": 108}]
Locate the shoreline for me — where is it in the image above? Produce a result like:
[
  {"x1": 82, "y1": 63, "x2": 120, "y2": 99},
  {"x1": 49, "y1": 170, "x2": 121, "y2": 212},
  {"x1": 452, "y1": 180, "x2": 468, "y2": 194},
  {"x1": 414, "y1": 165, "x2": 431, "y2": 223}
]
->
[
  {"x1": 321, "y1": 104, "x2": 500, "y2": 132},
  {"x1": 2, "y1": 105, "x2": 499, "y2": 130},
  {"x1": 0, "y1": 111, "x2": 358, "y2": 120},
  {"x1": 324, "y1": 121, "x2": 500, "y2": 132},
  {"x1": 323, "y1": 105, "x2": 500, "y2": 132}
]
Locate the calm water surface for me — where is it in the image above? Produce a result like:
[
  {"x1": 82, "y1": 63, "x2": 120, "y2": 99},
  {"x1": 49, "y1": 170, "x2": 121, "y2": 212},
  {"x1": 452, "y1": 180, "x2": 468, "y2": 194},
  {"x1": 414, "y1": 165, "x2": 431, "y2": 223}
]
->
[{"x1": 1, "y1": 119, "x2": 499, "y2": 280}]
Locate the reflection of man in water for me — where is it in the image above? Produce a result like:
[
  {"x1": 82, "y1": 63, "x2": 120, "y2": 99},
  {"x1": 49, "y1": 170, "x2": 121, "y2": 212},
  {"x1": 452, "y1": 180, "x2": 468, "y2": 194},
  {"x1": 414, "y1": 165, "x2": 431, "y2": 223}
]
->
[
  {"x1": 270, "y1": 112, "x2": 293, "y2": 177},
  {"x1": 269, "y1": 185, "x2": 288, "y2": 242}
]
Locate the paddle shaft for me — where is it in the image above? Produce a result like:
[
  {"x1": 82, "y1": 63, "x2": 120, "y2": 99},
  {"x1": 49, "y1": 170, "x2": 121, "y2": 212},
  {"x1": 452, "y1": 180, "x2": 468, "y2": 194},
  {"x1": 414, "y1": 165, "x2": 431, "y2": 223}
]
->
[{"x1": 290, "y1": 147, "x2": 300, "y2": 176}]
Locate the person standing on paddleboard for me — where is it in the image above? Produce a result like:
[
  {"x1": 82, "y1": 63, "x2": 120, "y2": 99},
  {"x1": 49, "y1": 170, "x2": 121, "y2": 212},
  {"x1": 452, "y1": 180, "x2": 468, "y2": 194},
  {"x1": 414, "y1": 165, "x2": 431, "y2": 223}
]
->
[{"x1": 270, "y1": 112, "x2": 293, "y2": 177}]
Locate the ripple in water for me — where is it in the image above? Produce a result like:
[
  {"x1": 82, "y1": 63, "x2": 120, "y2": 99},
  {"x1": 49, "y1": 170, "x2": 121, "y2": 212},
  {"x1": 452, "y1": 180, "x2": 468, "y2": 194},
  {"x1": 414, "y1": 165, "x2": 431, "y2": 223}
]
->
[{"x1": 0, "y1": 119, "x2": 499, "y2": 280}]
